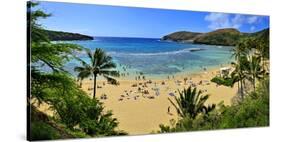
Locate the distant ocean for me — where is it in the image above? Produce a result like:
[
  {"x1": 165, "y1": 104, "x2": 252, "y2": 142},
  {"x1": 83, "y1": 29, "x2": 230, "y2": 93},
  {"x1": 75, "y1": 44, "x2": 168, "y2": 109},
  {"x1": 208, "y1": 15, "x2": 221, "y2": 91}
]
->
[{"x1": 63, "y1": 37, "x2": 234, "y2": 79}]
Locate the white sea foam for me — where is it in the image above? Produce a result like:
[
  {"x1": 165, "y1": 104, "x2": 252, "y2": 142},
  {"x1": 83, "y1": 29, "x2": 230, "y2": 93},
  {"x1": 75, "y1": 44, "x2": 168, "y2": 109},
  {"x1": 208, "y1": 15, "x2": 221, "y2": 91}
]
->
[{"x1": 108, "y1": 48, "x2": 205, "y2": 56}]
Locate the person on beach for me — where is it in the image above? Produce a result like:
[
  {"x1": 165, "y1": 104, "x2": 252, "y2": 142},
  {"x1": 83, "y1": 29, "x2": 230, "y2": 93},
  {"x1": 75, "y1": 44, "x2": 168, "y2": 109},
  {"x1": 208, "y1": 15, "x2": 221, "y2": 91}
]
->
[
  {"x1": 168, "y1": 106, "x2": 171, "y2": 115},
  {"x1": 184, "y1": 77, "x2": 187, "y2": 85}
]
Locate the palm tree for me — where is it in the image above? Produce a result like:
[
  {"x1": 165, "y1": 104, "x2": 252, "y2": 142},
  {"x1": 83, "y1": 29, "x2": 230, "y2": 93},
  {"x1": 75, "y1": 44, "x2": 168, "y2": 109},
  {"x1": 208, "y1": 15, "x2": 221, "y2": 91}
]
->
[
  {"x1": 255, "y1": 38, "x2": 269, "y2": 73},
  {"x1": 246, "y1": 55, "x2": 264, "y2": 92},
  {"x1": 231, "y1": 39, "x2": 248, "y2": 61},
  {"x1": 168, "y1": 87, "x2": 215, "y2": 119},
  {"x1": 230, "y1": 38, "x2": 253, "y2": 100},
  {"x1": 239, "y1": 38, "x2": 268, "y2": 73},
  {"x1": 74, "y1": 48, "x2": 120, "y2": 99},
  {"x1": 230, "y1": 56, "x2": 247, "y2": 100}
]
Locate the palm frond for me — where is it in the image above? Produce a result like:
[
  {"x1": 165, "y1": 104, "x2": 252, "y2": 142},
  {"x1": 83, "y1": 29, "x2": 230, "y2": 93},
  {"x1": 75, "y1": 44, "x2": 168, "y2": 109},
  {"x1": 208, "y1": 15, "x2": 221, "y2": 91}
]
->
[
  {"x1": 84, "y1": 48, "x2": 96, "y2": 67},
  {"x1": 169, "y1": 87, "x2": 214, "y2": 119},
  {"x1": 77, "y1": 69, "x2": 91, "y2": 80},
  {"x1": 168, "y1": 97, "x2": 184, "y2": 117},
  {"x1": 100, "y1": 70, "x2": 120, "y2": 77},
  {"x1": 103, "y1": 75, "x2": 118, "y2": 85},
  {"x1": 94, "y1": 48, "x2": 106, "y2": 66},
  {"x1": 100, "y1": 61, "x2": 117, "y2": 70}
]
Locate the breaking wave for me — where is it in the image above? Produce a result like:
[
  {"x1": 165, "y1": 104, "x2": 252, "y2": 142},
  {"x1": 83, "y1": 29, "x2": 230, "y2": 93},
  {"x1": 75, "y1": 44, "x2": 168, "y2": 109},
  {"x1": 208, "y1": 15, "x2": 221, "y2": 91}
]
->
[{"x1": 108, "y1": 48, "x2": 205, "y2": 56}]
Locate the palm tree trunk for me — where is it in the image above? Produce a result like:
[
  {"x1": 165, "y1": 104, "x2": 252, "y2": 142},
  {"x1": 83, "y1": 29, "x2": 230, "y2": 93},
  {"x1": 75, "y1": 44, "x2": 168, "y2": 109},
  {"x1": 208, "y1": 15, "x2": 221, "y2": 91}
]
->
[
  {"x1": 240, "y1": 79, "x2": 244, "y2": 100},
  {"x1": 261, "y1": 57, "x2": 265, "y2": 71},
  {"x1": 93, "y1": 74, "x2": 97, "y2": 99},
  {"x1": 79, "y1": 80, "x2": 82, "y2": 88},
  {"x1": 237, "y1": 81, "x2": 240, "y2": 94},
  {"x1": 253, "y1": 76, "x2": 256, "y2": 92}
]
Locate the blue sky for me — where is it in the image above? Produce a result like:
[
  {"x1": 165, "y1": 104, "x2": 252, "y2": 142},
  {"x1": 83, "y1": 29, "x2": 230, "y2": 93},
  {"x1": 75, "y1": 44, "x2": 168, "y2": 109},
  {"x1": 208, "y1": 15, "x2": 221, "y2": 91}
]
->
[{"x1": 35, "y1": 1, "x2": 269, "y2": 38}]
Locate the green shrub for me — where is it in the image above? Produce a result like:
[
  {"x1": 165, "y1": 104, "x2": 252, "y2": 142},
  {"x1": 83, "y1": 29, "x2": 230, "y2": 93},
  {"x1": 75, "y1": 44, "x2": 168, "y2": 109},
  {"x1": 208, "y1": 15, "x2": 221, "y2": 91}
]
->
[
  {"x1": 220, "y1": 78, "x2": 269, "y2": 128},
  {"x1": 31, "y1": 121, "x2": 60, "y2": 140},
  {"x1": 159, "y1": 78, "x2": 269, "y2": 132},
  {"x1": 211, "y1": 76, "x2": 235, "y2": 87},
  {"x1": 29, "y1": 2, "x2": 126, "y2": 139},
  {"x1": 45, "y1": 77, "x2": 124, "y2": 136},
  {"x1": 159, "y1": 110, "x2": 222, "y2": 133}
]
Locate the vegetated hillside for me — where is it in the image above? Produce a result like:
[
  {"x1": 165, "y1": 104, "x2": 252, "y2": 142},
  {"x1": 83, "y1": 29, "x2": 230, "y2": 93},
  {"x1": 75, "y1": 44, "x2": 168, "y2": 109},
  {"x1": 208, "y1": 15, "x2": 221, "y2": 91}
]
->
[
  {"x1": 162, "y1": 28, "x2": 269, "y2": 46},
  {"x1": 161, "y1": 31, "x2": 202, "y2": 42},
  {"x1": 251, "y1": 28, "x2": 269, "y2": 41},
  {"x1": 193, "y1": 28, "x2": 242, "y2": 46},
  {"x1": 44, "y1": 30, "x2": 94, "y2": 41}
]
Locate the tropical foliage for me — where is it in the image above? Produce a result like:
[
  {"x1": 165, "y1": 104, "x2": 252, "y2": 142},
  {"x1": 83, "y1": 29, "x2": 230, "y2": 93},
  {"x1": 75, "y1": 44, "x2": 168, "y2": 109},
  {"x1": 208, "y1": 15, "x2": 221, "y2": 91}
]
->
[
  {"x1": 159, "y1": 78, "x2": 269, "y2": 133},
  {"x1": 211, "y1": 76, "x2": 235, "y2": 87},
  {"x1": 28, "y1": 2, "x2": 125, "y2": 140},
  {"x1": 168, "y1": 87, "x2": 216, "y2": 119},
  {"x1": 210, "y1": 31, "x2": 269, "y2": 100},
  {"x1": 231, "y1": 37, "x2": 268, "y2": 99}
]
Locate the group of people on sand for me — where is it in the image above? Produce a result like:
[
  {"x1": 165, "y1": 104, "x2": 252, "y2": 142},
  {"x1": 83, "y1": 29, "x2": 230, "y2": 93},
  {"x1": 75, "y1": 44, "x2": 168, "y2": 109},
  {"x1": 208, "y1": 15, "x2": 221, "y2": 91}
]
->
[
  {"x1": 96, "y1": 63, "x2": 214, "y2": 102},
  {"x1": 118, "y1": 79, "x2": 161, "y2": 102},
  {"x1": 135, "y1": 75, "x2": 146, "y2": 81},
  {"x1": 83, "y1": 70, "x2": 213, "y2": 102},
  {"x1": 118, "y1": 89, "x2": 155, "y2": 102},
  {"x1": 167, "y1": 75, "x2": 175, "y2": 80}
]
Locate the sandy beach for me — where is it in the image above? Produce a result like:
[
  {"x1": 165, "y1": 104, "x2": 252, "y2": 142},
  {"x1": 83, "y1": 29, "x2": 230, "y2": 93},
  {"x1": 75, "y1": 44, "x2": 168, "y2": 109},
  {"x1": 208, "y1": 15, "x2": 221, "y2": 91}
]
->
[
  {"x1": 77, "y1": 67, "x2": 238, "y2": 135},
  {"x1": 35, "y1": 67, "x2": 237, "y2": 135}
]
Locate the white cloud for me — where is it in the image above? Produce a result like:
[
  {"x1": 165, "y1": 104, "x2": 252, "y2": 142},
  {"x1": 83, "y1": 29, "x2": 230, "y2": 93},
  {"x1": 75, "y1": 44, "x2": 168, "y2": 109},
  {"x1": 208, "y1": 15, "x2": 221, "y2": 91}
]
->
[
  {"x1": 231, "y1": 15, "x2": 245, "y2": 29},
  {"x1": 205, "y1": 13, "x2": 263, "y2": 30},
  {"x1": 247, "y1": 16, "x2": 259, "y2": 24},
  {"x1": 204, "y1": 13, "x2": 231, "y2": 30}
]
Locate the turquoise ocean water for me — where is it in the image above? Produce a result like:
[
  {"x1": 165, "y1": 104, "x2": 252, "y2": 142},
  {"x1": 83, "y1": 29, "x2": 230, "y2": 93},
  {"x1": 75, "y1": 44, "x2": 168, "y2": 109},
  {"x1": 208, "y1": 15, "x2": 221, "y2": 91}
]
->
[{"x1": 63, "y1": 37, "x2": 234, "y2": 79}]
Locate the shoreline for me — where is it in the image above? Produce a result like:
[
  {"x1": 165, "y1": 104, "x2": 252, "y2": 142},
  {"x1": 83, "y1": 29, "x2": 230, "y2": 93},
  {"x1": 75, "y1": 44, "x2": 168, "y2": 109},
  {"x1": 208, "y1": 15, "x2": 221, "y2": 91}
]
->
[{"x1": 83, "y1": 62, "x2": 233, "y2": 81}]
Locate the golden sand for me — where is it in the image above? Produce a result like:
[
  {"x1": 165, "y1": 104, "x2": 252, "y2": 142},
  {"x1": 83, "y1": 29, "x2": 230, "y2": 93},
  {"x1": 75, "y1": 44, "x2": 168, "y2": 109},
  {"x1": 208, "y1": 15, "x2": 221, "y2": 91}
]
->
[
  {"x1": 34, "y1": 67, "x2": 237, "y2": 135},
  {"x1": 79, "y1": 68, "x2": 238, "y2": 135}
]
